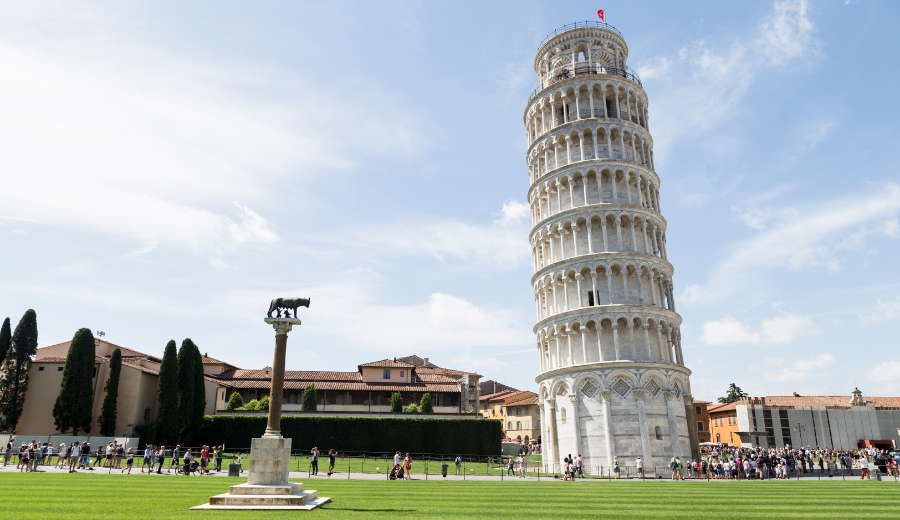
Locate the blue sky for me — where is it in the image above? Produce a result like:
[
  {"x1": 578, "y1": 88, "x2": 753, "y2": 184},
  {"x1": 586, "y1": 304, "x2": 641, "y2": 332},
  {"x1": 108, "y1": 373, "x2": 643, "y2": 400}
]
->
[{"x1": 1, "y1": 0, "x2": 898, "y2": 401}]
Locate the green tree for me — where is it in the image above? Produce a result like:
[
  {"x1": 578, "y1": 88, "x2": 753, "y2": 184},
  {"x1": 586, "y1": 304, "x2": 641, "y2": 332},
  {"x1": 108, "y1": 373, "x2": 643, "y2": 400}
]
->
[
  {"x1": 244, "y1": 399, "x2": 260, "y2": 411},
  {"x1": 0, "y1": 310, "x2": 38, "y2": 432},
  {"x1": 405, "y1": 402, "x2": 418, "y2": 413},
  {"x1": 419, "y1": 392, "x2": 433, "y2": 413},
  {"x1": 226, "y1": 392, "x2": 243, "y2": 410},
  {"x1": 51, "y1": 327, "x2": 94, "y2": 435},
  {"x1": 390, "y1": 392, "x2": 403, "y2": 413},
  {"x1": 177, "y1": 339, "x2": 197, "y2": 438},
  {"x1": 717, "y1": 383, "x2": 748, "y2": 404},
  {"x1": 191, "y1": 343, "x2": 206, "y2": 431},
  {"x1": 0, "y1": 317, "x2": 11, "y2": 366},
  {"x1": 98, "y1": 348, "x2": 122, "y2": 436},
  {"x1": 259, "y1": 395, "x2": 270, "y2": 411},
  {"x1": 157, "y1": 340, "x2": 179, "y2": 442},
  {"x1": 301, "y1": 384, "x2": 317, "y2": 411}
]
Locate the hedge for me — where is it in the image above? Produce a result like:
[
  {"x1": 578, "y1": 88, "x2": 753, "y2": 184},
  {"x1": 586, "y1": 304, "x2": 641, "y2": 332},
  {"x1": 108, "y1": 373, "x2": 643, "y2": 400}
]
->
[{"x1": 198, "y1": 415, "x2": 502, "y2": 455}]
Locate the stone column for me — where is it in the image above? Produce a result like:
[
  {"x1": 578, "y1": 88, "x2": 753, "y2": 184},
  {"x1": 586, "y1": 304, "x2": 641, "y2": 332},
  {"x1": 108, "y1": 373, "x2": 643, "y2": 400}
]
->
[
  {"x1": 572, "y1": 226, "x2": 579, "y2": 256},
  {"x1": 580, "y1": 328, "x2": 587, "y2": 363},
  {"x1": 582, "y1": 175, "x2": 590, "y2": 206},
  {"x1": 565, "y1": 331, "x2": 573, "y2": 366},
  {"x1": 586, "y1": 221, "x2": 594, "y2": 253},
  {"x1": 636, "y1": 271, "x2": 644, "y2": 305},
  {"x1": 664, "y1": 391, "x2": 680, "y2": 459},
  {"x1": 683, "y1": 394, "x2": 701, "y2": 462},
  {"x1": 590, "y1": 272, "x2": 598, "y2": 306},
  {"x1": 606, "y1": 130, "x2": 613, "y2": 159},
  {"x1": 615, "y1": 220, "x2": 623, "y2": 250},
  {"x1": 634, "y1": 389, "x2": 652, "y2": 463},
  {"x1": 601, "y1": 221, "x2": 609, "y2": 252},
  {"x1": 612, "y1": 325, "x2": 620, "y2": 360},
  {"x1": 596, "y1": 324, "x2": 605, "y2": 361},
  {"x1": 642, "y1": 325, "x2": 652, "y2": 360},
  {"x1": 611, "y1": 173, "x2": 618, "y2": 202},
  {"x1": 546, "y1": 398, "x2": 559, "y2": 470},
  {"x1": 621, "y1": 271, "x2": 629, "y2": 305},
  {"x1": 599, "y1": 390, "x2": 615, "y2": 466},
  {"x1": 263, "y1": 317, "x2": 302, "y2": 438},
  {"x1": 569, "y1": 394, "x2": 582, "y2": 458},
  {"x1": 605, "y1": 270, "x2": 614, "y2": 304}
]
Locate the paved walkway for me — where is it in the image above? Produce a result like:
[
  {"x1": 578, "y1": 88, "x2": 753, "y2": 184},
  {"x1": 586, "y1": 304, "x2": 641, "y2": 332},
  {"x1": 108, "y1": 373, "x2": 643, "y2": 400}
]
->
[{"x1": 1, "y1": 463, "x2": 894, "y2": 482}]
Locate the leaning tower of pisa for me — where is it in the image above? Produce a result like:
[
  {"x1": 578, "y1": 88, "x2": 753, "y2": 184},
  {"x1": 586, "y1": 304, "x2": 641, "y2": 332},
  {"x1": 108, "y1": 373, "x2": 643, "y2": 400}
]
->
[{"x1": 525, "y1": 22, "x2": 699, "y2": 471}]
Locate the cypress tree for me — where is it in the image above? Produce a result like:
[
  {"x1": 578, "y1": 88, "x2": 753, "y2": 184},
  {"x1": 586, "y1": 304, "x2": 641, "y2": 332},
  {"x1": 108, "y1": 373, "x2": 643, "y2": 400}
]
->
[
  {"x1": 177, "y1": 339, "x2": 197, "y2": 438},
  {"x1": 390, "y1": 392, "x2": 403, "y2": 413},
  {"x1": 157, "y1": 340, "x2": 179, "y2": 443},
  {"x1": 0, "y1": 310, "x2": 38, "y2": 432},
  {"x1": 51, "y1": 327, "x2": 94, "y2": 435},
  {"x1": 0, "y1": 318, "x2": 10, "y2": 366},
  {"x1": 226, "y1": 391, "x2": 243, "y2": 410},
  {"x1": 419, "y1": 392, "x2": 433, "y2": 413},
  {"x1": 301, "y1": 384, "x2": 317, "y2": 411},
  {"x1": 98, "y1": 348, "x2": 122, "y2": 436},
  {"x1": 191, "y1": 343, "x2": 206, "y2": 432}
]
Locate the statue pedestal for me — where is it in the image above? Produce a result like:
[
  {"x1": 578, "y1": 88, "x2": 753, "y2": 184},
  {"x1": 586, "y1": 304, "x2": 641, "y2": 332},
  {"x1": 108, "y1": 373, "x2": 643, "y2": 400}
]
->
[{"x1": 192, "y1": 438, "x2": 330, "y2": 510}]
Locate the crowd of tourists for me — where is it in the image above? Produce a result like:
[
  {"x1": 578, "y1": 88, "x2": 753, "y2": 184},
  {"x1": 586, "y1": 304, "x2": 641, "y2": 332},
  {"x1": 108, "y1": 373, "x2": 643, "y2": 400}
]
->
[
  {"x1": 671, "y1": 446, "x2": 899, "y2": 480},
  {"x1": 3, "y1": 437, "x2": 229, "y2": 475}
]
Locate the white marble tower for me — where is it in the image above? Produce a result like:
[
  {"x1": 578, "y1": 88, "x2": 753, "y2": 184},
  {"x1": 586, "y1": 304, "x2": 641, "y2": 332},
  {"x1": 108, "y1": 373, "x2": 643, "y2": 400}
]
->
[{"x1": 524, "y1": 22, "x2": 700, "y2": 471}]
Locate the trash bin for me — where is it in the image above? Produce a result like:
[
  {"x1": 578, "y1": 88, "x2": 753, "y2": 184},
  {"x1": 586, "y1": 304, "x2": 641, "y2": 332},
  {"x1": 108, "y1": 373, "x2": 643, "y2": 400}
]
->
[
  {"x1": 875, "y1": 469, "x2": 882, "y2": 481},
  {"x1": 441, "y1": 463, "x2": 448, "y2": 477},
  {"x1": 228, "y1": 463, "x2": 241, "y2": 477}
]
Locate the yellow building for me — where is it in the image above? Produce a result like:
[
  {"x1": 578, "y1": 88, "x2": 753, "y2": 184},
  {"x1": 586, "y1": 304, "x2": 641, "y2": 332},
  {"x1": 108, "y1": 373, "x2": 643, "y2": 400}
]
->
[
  {"x1": 479, "y1": 389, "x2": 537, "y2": 440},
  {"x1": 15, "y1": 339, "x2": 223, "y2": 437},
  {"x1": 504, "y1": 394, "x2": 541, "y2": 446}
]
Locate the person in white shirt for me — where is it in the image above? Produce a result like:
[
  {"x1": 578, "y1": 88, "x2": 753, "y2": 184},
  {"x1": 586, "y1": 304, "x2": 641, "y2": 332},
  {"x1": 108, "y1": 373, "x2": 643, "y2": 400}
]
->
[
  {"x1": 69, "y1": 444, "x2": 81, "y2": 473},
  {"x1": 859, "y1": 455, "x2": 870, "y2": 480},
  {"x1": 636, "y1": 457, "x2": 644, "y2": 478},
  {"x1": 393, "y1": 451, "x2": 401, "y2": 467}
]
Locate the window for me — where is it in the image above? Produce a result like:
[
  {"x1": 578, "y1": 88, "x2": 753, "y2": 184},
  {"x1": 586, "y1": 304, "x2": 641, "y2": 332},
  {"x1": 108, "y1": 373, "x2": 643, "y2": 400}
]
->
[
  {"x1": 536, "y1": 420, "x2": 541, "y2": 429},
  {"x1": 58, "y1": 366, "x2": 63, "y2": 371},
  {"x1": 507, "y1": 421, "x2": 512, "y2": 429},
  {"x1": 587, "y1": 291, "x2": 595, "y2": 306},
  {"x1": 716, "y1": 433, "x2": 720, "y2": 442},
  {"x1": 655, "y1": 426, "x2": 662, "y2": 440},
  {"x1": 38, "y1": 366, "x2": 44, "y2": 371},
  {"x1": 383, "y1": 369, "x2": 390, "y2": 379},
  {"x1": 400, "y1": 371, "x2": 404, "y2": 377},
  {"x1": 144, "y1": 408, "x2": 151, "y2": 421},
  {"x1": 432, "y1": 395, "x2": 440, "y2": 407},
  {"x1": 516, "y1": 407, "x2": 521, "y2": 416},
  {"x1": 695, "y1": 405, "x2": 702, "y2": 415},
  {"x1": 516, "y1": 421, "x2": 522, "y2": 430},
  {"x1": 697, "y1": 421, "x2": 704, "y2": 431},
  {"x1": 727, "y1": 416, "x2": 732, "y2": 426},
  {"x1": 561, "y1": 408, "x2": 567, "y2": 424}
]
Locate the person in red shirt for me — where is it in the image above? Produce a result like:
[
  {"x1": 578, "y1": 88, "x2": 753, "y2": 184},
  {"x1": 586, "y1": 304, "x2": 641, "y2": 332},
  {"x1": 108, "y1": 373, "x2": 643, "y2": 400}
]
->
[{"x1": 200, "y1": 446, "x2": 209, "y2": 475}]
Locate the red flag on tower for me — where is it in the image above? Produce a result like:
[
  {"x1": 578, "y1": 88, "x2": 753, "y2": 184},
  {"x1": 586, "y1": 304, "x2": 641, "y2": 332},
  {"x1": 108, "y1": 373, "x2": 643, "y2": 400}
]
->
[{"x1": 597, "y1": 9, "x2": 605, "y2": 22}]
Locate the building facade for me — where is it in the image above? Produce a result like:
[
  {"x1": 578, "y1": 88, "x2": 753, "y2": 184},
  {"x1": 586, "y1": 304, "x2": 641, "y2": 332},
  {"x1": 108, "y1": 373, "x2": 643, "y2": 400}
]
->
[
  {"x1": 479, "y1": 390, "x2": 538, "y2": 439},
  {"x1": 693, "y1": 400, "x2": 711, "y2": 444},
  {"x1": 16, "y1": 340, "x2": 221, "y2": 437},
  {"x1": 731, "y1": 389, "x2": 900, "y2": 450},
  {"x1": 525, "y1": 21, "x2": 698, "y2": 470},
  {"x1": 215, "y1": 355, "x2": 481, "y2": 415},
  {"x1": 707, "y1": 402, "x2": 740, "y2": 446},
  {"x1": 504, "y1": 395, "x2": 542, "y2": 446}
]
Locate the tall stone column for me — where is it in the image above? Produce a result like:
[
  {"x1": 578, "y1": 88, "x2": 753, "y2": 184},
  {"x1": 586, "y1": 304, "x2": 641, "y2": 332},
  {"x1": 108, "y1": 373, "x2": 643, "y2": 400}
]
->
[
  {"x1": 683, "y1": 394, "x2": 701, "y2": 462},
  {"x1": 568, "y1": 394, "x2": 582, "y2": 458},
  {"x1": 634, "y1": 389, "x2": 651, "y2": 463},
  {"x1": 664, "y1": 391, "x2": 680, "y2": 459},
  {"x1": 599, "y1": 390, "x2": 615, "y2": 466}
]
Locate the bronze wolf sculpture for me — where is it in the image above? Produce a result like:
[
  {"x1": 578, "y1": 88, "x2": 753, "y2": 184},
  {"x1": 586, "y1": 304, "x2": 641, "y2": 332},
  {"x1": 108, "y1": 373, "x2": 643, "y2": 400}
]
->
[{"x1": 267, "y1": 297, "x2": 310, "y2": 318}]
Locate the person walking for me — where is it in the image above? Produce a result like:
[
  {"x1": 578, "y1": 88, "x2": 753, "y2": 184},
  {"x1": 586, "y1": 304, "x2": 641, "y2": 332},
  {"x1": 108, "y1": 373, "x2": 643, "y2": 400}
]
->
[
  {"x1": 455, "y1": 455, "x2": 461, "y2": 475},
  {"x1": 157, "y1": 446, "x2": 166, "y2": 474},
  {"x1": 69, "y1": 442, "x2": 80, "y2": 473},
  {"x1": 168, "y1": 445, "x2": 181, "y2": 474},
  {"x1": 636, "y1": 456, "x2": 644, "y2": 478},
  {"x1": 200, "y1": 446, "x2": 209, "y2": 475},
  {"x1": 507, "y1": 456, "x2": 514, "y2": 476},
  {"x1": 519, "y1": 454, "x2": 527, "y2": 478},
  {"x1": 124, "y1": 448, "x2": 134, "y2": 474},
  {"x1": 183, "y1": 448, "x2": 194, "y2": 475},
  {"x1": 236, "y1": 452, "x2": 243, "y2": 473},
  {"x1": 859, "y1": 454, "x2": 870, "y2": 480},
  {"x1": 675, "y1": 457, "x2": 683, "y2": 480},
  {"x1": 614, "y1": 456, "x2": 620, "y2": 479},
  {"x1": 3, "y1": 437, "x2": 13, "y2": 466},
  {"x1": 310, "y1": 447, "x2": 319, "y2": 475},
  {"x1": 215, "y1": 445, "x2": 224, "y2": 473},
  {"x1": 328, "y1": 449, "x2": 337, "y2": 477},
  {"x1": 576, "y1": 454, "x2": 583, "y2": 478},
  {"x1": 404, "y1": 453, "x2": 412, "y2": 480}
]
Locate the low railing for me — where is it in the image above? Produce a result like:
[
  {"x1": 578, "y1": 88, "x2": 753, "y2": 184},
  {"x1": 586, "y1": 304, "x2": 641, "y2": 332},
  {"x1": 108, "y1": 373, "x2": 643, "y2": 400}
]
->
[
  {"x1": 537, "y1": 22, "x2": 624, "y2": 50},
  {"x1": 529, "y1": 67, "x2": 643, "y2": 101}
]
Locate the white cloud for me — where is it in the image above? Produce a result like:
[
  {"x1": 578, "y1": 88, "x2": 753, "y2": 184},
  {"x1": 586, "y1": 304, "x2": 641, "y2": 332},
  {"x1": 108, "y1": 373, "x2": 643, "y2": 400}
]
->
[
  {"x1": 450, "y1": 355, "x2": 509, "y2": 374},
  {"x1": 865, "y1": 361, "x2": 900, "y2": 395},
  {"x1": 635, "y1": 56, "x2": 671, "y2": 80},
  {"x1": 642, "y1": 0, "x2": 820, "y2": 161},
  {"x1": 683, "y1": 183, "x2": 900, "y2": 304},
  {"x1": 700, "y1": 312, "x2": 815, "y2": 345},
  {"x1": 859, "y1": 296, "x2": 900, "y2": 327},
  {"x1": 0, "y1": 36, "x2": 418, "y2": 251},
  {"x1": 494, "y1": 200, "x2": 530, "y2": 227},
  {"x1": 763, "y1": 353, "x2": 835, "y2": 381},
  {"x1": 802, "y1": 122, "x2": 835, "y2": 147}
]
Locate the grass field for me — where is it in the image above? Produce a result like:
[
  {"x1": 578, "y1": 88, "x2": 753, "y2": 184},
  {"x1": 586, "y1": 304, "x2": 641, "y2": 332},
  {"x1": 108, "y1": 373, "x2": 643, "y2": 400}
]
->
[{"x1": 0, "y1": 473, "x2": 896, "y2": 519}]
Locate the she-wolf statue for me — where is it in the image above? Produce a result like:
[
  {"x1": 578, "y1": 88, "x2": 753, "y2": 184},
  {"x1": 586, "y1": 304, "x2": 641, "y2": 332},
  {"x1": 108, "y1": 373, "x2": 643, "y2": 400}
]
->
[{"x1": 267, "y1": 297, "x2": 310, "y2": 318}]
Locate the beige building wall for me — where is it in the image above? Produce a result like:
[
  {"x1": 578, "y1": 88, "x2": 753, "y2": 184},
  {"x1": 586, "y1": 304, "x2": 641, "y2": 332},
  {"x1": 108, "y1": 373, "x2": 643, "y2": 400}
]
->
[{"x1": 360, "y1": 367, "x2": 412, "y2": 384}]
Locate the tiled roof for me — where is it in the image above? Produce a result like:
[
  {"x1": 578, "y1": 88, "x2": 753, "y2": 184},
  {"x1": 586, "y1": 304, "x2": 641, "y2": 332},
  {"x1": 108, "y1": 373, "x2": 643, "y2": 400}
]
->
[
  {"x1": 219, "y1": 369, "x2": 363, "y2": 381},
  {"x1": 201, "y1": 354, "x2": 231, "y2": 365},
  {"x1": 221, "y1": 380, "x2": 460, "y2": 393},
  {"x1": 707, "y1": 402, "x2": 737, "y2": 413},
  {"x1": 744, "y1": 395, "x2": 900, "y2": 408},
  {"x1": 35, "y1": 356, "x2": 106, "y2": 363},
  {"x1": 693, "y1": 399, "x2": 712, "y2": 404},
  {"x1": 359, "y1": 359, "x2": 416, "y2": 368},
  {"x1": 507, "y1": 395, "x2": 539, "y2": 407},
  {"x1": 480, "y1": 390, "x2": 520, "y2": 401}
]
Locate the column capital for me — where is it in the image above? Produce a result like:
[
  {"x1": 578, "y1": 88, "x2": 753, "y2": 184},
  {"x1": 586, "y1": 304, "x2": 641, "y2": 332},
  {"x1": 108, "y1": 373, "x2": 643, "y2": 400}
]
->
[
  {"x1": 682, "y1": 393, "x2": 693, "y2": 405},
  {"x1": 568, "y1": 394, "x2": 579, "y2": 404},
  {"x1": 545, "y1": 397, "x2": 556, "y2": 409},
  {"x1": 633, "y1": 389, "x2": 645, "y2": 401},
  {"x1": 664, "y1": 391, "x2": 677, "y2": 401},
  {"x1": 574, "y1": 273, "x2": 583, "y2": 280},
  {"x1": 264, "y1": 317, "x2": 301, "y2": 335},
  {"x1": 598, "y1": 390, "x2": 612, "y2": 403}
]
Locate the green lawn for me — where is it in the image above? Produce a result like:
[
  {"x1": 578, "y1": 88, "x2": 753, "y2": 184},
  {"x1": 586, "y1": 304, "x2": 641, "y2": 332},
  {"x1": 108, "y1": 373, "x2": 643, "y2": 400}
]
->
[{"x1": 0, "y1": 473, "x2": 896, "y2": 519}]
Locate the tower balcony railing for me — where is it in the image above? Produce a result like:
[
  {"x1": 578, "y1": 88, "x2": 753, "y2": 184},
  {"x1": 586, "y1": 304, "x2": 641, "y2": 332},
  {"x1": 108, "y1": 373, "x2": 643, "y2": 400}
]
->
[
  {"x1": 529, "y1": 67, "x2": 643, "y2": 101},
  {"x1": 537, "y1": 21, "x2": 624, "y2": 49}
]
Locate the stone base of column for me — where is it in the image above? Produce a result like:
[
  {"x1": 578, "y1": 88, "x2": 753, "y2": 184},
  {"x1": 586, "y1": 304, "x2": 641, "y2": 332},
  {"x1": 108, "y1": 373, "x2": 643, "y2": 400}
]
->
[{"x1": 192, "y1": 437, "x2": 330, "y2": 510}]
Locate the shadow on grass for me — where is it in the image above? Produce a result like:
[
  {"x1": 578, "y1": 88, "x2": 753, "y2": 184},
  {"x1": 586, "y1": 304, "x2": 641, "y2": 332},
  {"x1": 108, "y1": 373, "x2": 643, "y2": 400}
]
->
[{"x1": 324, "y1": 508, "x2": 416, "y2": 512}]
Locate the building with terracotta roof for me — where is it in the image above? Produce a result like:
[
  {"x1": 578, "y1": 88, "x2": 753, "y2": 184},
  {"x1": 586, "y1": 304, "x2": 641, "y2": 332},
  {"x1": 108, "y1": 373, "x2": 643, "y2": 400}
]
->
[
  {"x1": 504, "y1": 394, "x2": 541, "y2": 445},
  {"x1": 214, "y1": 355, "x2": 482, "y2": 414},
  {"x1": 726, "y1": 388, "x2": 900, "y2": 450},
  {"x1": 15, "y1": 339, "x2": 223, "y2": 437},
  {"x1": 692, "y1": 400, "x2": 711, "y2": 444},
  {"x1": 479, "y1": 389, "x2": 538, "y2": 440},
  {"x1": 706, "y1": 402, "x2": 740, "y2": 446}
]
